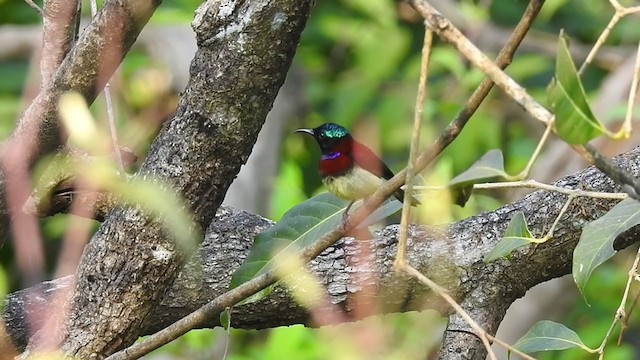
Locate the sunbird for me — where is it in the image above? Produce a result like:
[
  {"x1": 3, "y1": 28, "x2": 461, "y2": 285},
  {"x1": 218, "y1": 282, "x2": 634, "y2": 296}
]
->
[{"x1": 295, "y1": 123, "x2": 420, "y2": 217}]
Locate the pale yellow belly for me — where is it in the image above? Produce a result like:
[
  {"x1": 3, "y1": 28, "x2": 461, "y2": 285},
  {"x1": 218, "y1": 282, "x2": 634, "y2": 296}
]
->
[{"x1": 323, "y1": 166, "x2": 384, "y2": 200}]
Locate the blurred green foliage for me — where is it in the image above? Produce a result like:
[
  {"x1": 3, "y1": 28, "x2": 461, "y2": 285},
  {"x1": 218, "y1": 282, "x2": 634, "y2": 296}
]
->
[{"x1": 2, "y1": 0, "x2": 640, "y2": 358}]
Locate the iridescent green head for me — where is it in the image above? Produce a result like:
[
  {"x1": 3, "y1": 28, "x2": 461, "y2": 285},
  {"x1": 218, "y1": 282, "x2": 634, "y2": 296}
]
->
[
  {"x1": 294, "y1": 123, "x2": 351, "y2": 154},
  {"x1": 315, "y1": 123, "x2": 348, "y2": 139}
]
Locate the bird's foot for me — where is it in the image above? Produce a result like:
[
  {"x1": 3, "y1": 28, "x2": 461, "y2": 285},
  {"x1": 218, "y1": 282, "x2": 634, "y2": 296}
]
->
[{"x1": 341, "y1": 200, "x2": 355, "y2": 229}]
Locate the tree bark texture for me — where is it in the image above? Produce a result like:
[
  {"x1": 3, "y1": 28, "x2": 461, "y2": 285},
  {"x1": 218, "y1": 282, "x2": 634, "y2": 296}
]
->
[
  {"x1": 6, "y1": 147, "x2": 640, "y2": 358},
  {"x1": 52, "y1": 0, "x2": 314, "y2": 358}
]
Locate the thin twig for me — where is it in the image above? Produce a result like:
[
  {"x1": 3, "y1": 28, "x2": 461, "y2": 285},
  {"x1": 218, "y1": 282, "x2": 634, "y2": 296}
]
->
[
  {"x1": 620, "y1": 41, "x2": 640, "y2": 137},
  {"x1": 395, "y1": 27, "x2": 500, "y2": 360},
  {"x1": 596, "y1": 245, "x2": 640, "y2": 359},
  {"x1": 411, "y1": 0, "x2": 640, "y2": 201},
  {"x1": 580, "y1": 0, "x2": 640, "y2": 74},
  {"x1": 579, "y1": 12, "x2": 623, "y2": 75},
  {"x1": 88, "y1": 0, "x2": 124, "y2": 171},
  {"x1": 397, "y1": 2, "x2": 548, "y2": 358},
  {"x1": 470, "y1": 180, "x2": 628, "y2": 200},
  {"x1": 517, "y1": 120, "x2": 554, "y2": 179},
  {"x1": 618, "y1": 285, "x2": 640, "y2": 345},
  {"x1": 542, "y1": 194, "x2": 575, "y2": 240},
  {"x1": 104, "y1": 83, "x2": 123, "y2": 171},
  {"x1": 222, "y1": 308, "x2": 231, "y2": 360},
  {"x1": 395, "y1": 28, "x2": 432, "y2": 267},
  {"x1": 24, "y1": 0, "x2": 44, "y2": 16}
]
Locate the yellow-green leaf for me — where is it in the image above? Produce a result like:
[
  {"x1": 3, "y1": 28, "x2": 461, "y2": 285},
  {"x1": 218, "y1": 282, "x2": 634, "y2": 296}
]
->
[
  {"x1": 449, "y1": 149, "x2": 511, "y2": 206},
  {"x1": 449, "y1": 149, "x2": 510, "y2": 187},
  {"x1": 549, "y1": 32, "x2": 605, "y2": 144},
  {"x1": 485, "y1": 211, "x2": 534, "y2": 262},
  {"x1": 514, "y1": 320, "x2": 590, "y2": 353}
]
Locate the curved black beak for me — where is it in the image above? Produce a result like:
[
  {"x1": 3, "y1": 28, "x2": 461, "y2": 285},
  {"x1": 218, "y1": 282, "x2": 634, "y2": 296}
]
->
[{"x1": 293, "y1": 128, "x2": 315, "y2": 137}]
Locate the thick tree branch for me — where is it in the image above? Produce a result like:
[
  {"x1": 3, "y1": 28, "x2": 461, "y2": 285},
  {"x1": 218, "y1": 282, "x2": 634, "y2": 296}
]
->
[
  {"x1": 6, "y1": 147, "x2": 640, "y2": 356},
  {"x1": 41, "y1": 0, "x2": 80, "y2": 86},
  {"x1": 47, "y1": 0, "x2": 314, "y2": 358}
]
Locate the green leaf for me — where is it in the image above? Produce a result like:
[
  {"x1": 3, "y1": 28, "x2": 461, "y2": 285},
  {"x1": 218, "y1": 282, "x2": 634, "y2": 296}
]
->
[
  {"x1": 448, "y1": 149, "x2": 511, "y2": 206},
  {"x1": 485, "y1": 211, "x2": 534, "y2": 262},
  {"x1": 219, "y1": 309, "x2": 230, "y2": 329},
  {"x1": 549, "y1": 31, "x2": 605, "y2": 144},
  {"x1": 514, "y1": 320, "x2": 590, "y2": 353},
  {"x1": 449, "y1": 149, "x2": 510, "y2": 188},
  {"x1": 573, "y1": 198, "x2": 640, "y2": 295},
  {"x1": 229, "y1": 192, "x2": 403, "y2": 303}
]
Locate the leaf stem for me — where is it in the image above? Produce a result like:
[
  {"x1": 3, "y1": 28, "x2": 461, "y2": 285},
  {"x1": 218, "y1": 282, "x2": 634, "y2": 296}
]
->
[
  {"x1": 542, "y1": 194, "x2": 575, "y2": 240},
  {"x1": 596, "y1": 245, "x2": 640, "y2": 358},
  {"x1": 415, "y1": 180, "x2": 627, "y2": 200},
  {"x1": 472, "y1": 180, "x2": 627, "y2": 200},
  {"x1": 517, "y1": 119, "x2": 554, "y2": 180},
  {"x1": 618, "y1": 41, "x2": 640, "y2": 138}
]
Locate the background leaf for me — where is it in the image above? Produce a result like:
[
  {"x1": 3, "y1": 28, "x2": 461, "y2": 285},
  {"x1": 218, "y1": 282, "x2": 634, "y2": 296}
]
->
[
  {"x1": 485, "y1": 211, "x2": 534, "y2": 261},
  {"x1": 514, "y1": 320, "x2": 590, "y2": 353},
  {"x1": 448, "y1": 149, "x2": 511, "y2": 206},
  {"x1": 573, "y1": 198, "x2": 640, "y2": 295},
  {"x1": 549, "y1": 32, "x2": 605, "y2": 144},
  {"x1": 448, "y1": 149, "x2": 510, "y2": 187}
]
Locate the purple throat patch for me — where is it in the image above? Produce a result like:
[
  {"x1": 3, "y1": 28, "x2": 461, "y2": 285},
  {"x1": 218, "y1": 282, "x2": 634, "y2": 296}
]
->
[{"x1": 321, "y1": 152, "x2": 341, "y2": 160}]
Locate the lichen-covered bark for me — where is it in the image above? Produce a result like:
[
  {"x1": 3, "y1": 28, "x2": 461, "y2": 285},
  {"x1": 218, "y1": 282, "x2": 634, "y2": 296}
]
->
[
  {"x1": 7, "y1": 148, "x2": 640, "y2": 358},
  {"x1": 56, "y1": 0, "x2": 314, "y2": 358}
]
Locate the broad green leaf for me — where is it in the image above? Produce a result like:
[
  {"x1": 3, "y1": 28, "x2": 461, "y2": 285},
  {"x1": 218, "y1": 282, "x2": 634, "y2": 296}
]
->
[
  {"x1": 573, "y1": 198, "x2": 640, "y2": 295},
  {"x1": 549, "y1": 32, "x2": 605, "y2": 144},
  {"x1": 449, "y1": 149, "x2": 512, "y2": 206},
  {"x1": 449, "y1": 149, "x2": 510, "y2": 188},
  {"x1": 229, "y1": 192, "x2": 403, "y2": 303},
  {"x1": 514, "y1": 320, "x2": 590, "y2": 353},
  {"x1": 485, "y1": 211, "x2": 534, "y2": 262}
]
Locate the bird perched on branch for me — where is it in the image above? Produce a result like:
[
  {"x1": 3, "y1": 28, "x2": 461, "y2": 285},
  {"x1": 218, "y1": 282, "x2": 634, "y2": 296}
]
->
[{"x1": 295, "y1": 123, "x2": 420, "y2": 218}]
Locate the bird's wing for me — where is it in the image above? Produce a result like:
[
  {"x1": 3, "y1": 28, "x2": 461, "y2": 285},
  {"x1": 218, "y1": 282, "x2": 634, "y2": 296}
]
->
[
  {"x1": 352, "y1": 140, "x2": 396, "y2": 180},
  {"x1": 352, "y1": 140, "x2": 421, "y2": 205}
]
